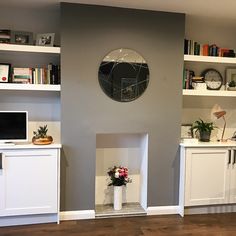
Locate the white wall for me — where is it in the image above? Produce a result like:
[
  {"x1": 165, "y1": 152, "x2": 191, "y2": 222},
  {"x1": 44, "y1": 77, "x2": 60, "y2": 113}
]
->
[
  {"x1": 185, "y1": 15, "x2": 236, "y2": 49},
  {"x1": 0, "y1": 6, "x2": 60, "y2": 45}
]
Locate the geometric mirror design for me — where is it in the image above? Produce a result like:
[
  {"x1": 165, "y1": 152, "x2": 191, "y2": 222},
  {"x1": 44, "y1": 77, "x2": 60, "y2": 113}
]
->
[{"x1": 98, "y1": 48, "x2": 150, "y2": 102}]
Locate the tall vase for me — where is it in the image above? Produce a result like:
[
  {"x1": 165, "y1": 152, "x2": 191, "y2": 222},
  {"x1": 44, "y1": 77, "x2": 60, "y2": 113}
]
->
[{"x1": 113, "y1": 186, "x2": 122, "y2": 210}]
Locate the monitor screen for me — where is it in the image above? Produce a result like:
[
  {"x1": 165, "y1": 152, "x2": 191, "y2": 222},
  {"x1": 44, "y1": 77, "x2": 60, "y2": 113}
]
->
[{"x1": 0, "y1": 111, "x2": 28, "y2": 142}]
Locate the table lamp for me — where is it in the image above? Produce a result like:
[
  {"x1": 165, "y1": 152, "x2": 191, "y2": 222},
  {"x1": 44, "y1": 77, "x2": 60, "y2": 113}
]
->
[{"x1": 213, "y1": 110, "x2": 226, "y2": 142}]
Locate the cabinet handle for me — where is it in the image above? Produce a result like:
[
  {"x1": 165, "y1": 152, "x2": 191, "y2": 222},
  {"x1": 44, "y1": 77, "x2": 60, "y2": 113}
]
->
[
  {"x1": 0, "y1": 153, "x2": 2, "y2": 169},
  {"x1": 228, "y1": 150, "x2": 231, "y2": 164},
  {"x1": 234, "y1": 150, "x2": 236, "y2": 165}
]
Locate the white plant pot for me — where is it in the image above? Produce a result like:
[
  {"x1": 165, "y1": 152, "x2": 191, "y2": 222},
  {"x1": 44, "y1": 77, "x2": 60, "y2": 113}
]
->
[{"x1": 113, "y1": 186, "x2": 122, "y2": 210}]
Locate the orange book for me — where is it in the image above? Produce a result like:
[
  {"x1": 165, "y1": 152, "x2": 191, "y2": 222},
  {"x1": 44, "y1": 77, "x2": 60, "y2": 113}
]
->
[{"x1": 203, "y1": 44, "x2": 209, "y2": 56}]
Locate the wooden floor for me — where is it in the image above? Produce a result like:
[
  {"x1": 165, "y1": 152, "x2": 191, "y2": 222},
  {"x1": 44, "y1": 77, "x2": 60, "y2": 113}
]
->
[{"x1": 1, "y1": 213, "x2": 236, "y2": 235}]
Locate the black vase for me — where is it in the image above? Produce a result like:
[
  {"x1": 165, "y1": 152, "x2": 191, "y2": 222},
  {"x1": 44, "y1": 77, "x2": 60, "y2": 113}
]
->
[{"x1": 199, "y1": 131, "x2": 211, "y2": 142}]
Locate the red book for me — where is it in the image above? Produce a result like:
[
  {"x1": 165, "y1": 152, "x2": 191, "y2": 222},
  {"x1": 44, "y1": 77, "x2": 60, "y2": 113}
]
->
[{"x1": 219, "y1": 48, "x2": 229, "y2": 57}]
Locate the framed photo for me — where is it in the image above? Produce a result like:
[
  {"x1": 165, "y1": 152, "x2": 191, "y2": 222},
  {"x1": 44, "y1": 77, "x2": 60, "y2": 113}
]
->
[
  {"x1": 0, "y1": 63, "x2": 11, "y2": 83},
  {"x1": 0, "y1": 29, "x2": 11, "y2": 43},
  {"x1": 181, "y1": 124, "x2": 193, "y2": 139},
  {"x1": 10, "y1": 31, "x2": 33, "y2": 45},
  {"x1": 226, "y1": 68, "x2": 236, "y2": 85},
  {"x1": 36, "y1": 33, "x2": 55, "y2": 47}
]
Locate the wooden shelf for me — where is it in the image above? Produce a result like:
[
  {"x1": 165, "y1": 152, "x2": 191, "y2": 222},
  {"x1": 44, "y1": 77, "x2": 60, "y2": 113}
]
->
[
  {"x1": 183, "y1": 89, "x2": 236, "y2": 97},
  {"x1": 184, "y1": 55, "x2": 236, "y2": 64},
  {"x1": 0, "y1": 83, "x2": 60, "y2": 91},
  {"x1": 0, "y1": 43, "x2": 60, "y2": 54}
]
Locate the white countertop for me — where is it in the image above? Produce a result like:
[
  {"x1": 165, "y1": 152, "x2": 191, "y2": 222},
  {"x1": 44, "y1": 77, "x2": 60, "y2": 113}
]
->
[
  {"x1": 0, "y1": 142, "x2": 62, "y2": 149},
  {"x1": 180, "y1": 140, "x2": 236, "y2": 148}
]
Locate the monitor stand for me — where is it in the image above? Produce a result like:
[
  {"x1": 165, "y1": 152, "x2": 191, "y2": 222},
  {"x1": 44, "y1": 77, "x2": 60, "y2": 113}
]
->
[{"x1": 0, "y1": 142, "x2": 15, "y2": 146}]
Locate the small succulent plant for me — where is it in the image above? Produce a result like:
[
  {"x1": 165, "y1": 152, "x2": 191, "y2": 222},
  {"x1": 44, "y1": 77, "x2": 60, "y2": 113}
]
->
[{"x1": 33, "y1": 125, "x2": 49, "y2": 139}]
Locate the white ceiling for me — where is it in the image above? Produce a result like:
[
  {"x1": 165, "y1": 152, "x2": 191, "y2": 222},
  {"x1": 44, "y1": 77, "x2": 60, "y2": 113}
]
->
[{"x1": 1, "y1": 0, "x2": 236, "y2": 21}]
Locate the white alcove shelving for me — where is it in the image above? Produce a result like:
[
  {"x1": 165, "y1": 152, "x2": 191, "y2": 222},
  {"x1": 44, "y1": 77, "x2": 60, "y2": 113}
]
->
[
  {"x1": 0, "y1": 43, "x2": 61, "y2": 144},
  {"x1": 95, "y1": 133, "x2": 148, "y2": 217},
  {"x1": 183, "y1": 54, "x2": 236, "y2": 141}
]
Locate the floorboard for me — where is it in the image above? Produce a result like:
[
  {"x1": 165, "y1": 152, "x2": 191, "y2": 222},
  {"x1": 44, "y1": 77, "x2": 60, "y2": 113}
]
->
[{"x1": 1, "y1": 213, "x2": 236, "y2": 235}]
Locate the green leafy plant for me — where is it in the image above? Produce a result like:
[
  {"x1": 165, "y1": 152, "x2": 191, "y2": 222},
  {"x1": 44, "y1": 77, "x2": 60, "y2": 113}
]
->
[
  {"x1": 33, "y1": 125, "x2": 49, "y2": 139},
  {"x1": 191, "y1": 118, "x2": 216, "y2": 142},
  {"x1": 228, "y1": 80, "x2": 236, "y2": 87}
]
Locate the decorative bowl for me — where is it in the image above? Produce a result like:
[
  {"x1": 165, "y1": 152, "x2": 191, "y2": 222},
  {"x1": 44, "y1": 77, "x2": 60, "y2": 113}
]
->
[{"x1": 32, "y1": 136, "x2": 53, "y2": 145}]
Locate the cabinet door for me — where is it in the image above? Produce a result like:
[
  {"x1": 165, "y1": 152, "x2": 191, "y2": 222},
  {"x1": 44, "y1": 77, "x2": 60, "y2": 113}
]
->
[
  {"x1": 229, "y1": 149, "x2": 236, "y2": 203},
  {"x1": 185, "y1": 148, "x2": 230, "y2": 206},
  {"x1": 0, "y1": 149, "x2": 58, "y2": 217}
]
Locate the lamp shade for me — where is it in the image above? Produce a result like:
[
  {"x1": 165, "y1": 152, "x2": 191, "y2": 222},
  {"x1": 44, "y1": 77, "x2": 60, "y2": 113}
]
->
[{"x1": 213, "y1": 110, "x2": 226, "y2": 119}]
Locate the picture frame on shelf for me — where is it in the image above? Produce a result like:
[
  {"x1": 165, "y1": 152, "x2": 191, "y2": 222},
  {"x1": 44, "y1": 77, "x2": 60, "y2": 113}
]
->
[
  {"x1": 10, "y1": 31, "x2": 33, "y2": 45},
  {"x1": 36, "y1": 33, "x2": 55, "y2": 47},
  {"x1": 226, "y1": 68, "x2": 236, "y2": 90},
  {"x1": 181, "y1": 124, "x2": 193, "y2": 139},
  {"x1": 0, "y1": 29, "x2": 11, "y2": 43},
  {"x1": 0, "y1": 63, "x2": 11, "y2": 83}
]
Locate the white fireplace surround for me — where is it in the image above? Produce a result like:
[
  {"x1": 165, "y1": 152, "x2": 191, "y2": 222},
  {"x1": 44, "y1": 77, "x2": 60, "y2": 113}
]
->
[{"x1": 95, "y1": 133, "x2": 148, "y2": 210}]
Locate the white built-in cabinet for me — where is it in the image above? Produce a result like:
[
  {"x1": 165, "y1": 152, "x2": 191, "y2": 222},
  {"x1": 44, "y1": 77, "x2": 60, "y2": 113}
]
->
[
  {"x1": 179, "y1": 143, "x2": 236, "y2": 216},
  {"x1": 184, "y1": 148, "x2": 229, "y2": 206},
  {"x1": 0, "y1": 145, "x2": 61, "y2": 227}
]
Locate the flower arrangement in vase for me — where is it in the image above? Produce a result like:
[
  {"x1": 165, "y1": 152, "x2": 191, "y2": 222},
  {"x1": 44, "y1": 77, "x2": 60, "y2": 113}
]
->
[
  {"x1": 107, "y1": 166, "x2": 132, "y2": 186},
  {"x1": 107, "y1": 166, "x2": 132, "y2": 210}
]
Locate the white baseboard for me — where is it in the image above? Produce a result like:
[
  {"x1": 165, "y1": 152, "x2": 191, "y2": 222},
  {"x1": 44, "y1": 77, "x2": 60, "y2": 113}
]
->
[
  {"x1": 147, "y1": 205, "x2": 180, "y2": 215},
  {"x1": 60, "y1": 210, "x2": 95, "y2": 221},
  {"x1": 0, "y1": 214, "x2": 58, "y2": 227},
  {"x1": 184, "y1": 204, "x2": 236, "y2": 215}
]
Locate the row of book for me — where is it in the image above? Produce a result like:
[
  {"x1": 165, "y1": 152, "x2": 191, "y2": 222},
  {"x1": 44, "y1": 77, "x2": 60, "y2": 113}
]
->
[
  {"x1": 183, "y1": 69, "x2": 195, "y2": 89},
  {"x1": 184, "y1": 39, "x2": 235, "y2": 57},
  {"x1": 11, "y1": 64, "x2": 60, "y2": 84}
]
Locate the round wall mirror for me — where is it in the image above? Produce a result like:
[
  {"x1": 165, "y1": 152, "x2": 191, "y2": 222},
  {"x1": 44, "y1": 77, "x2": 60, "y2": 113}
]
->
[{"x1": 98, "y1": 48, "x2": 150, "y2": 102}]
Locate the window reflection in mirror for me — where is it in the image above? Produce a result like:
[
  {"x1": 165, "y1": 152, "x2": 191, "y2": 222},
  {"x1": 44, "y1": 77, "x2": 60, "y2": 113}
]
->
[{"x1": 98, "y1": 48, "x2": 149, "y2": 102}]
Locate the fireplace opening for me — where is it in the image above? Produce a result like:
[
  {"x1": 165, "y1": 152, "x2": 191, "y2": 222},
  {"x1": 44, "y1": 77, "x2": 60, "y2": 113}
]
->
[{"x1": 95, "y1": 133, "x2": 148, "y2": 217}]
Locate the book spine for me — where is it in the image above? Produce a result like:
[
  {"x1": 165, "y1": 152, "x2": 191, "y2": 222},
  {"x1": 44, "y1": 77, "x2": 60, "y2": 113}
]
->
[{"x1": 184, "y1": 39, "x2": 189, "y2": 54}]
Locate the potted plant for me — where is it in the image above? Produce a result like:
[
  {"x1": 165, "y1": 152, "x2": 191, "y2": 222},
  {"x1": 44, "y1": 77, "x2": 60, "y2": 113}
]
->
[
  {"x1": 228, "y1": 80, "x2": 236, "y2": 91},
  {"x1": 191, "y1": 118, "x2": 216, "y2": 142},
  {"x1": 32, "y1": 125, "x2": 53, "y2": 145}
]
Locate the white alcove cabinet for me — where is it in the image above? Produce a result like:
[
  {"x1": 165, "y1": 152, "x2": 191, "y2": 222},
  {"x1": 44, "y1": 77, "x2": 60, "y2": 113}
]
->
[
  {"x1": 179, "y1": 144, "x2": 236, "y2": 216},
  {"x1": 0, "y1": 145, "x2": 61, "y2": 227}
]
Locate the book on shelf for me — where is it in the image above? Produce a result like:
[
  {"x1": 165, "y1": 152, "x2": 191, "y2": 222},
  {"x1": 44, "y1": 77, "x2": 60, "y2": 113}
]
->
[
  {"x1": 11, "y1": 64, "x2": 60, "y2": 85},
  {"x1": 202, "y1": 44, "x2": 209, "y2": 56},
  {"x1": 48, "y1": 63, "x2": 60, "y2": 85}
]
